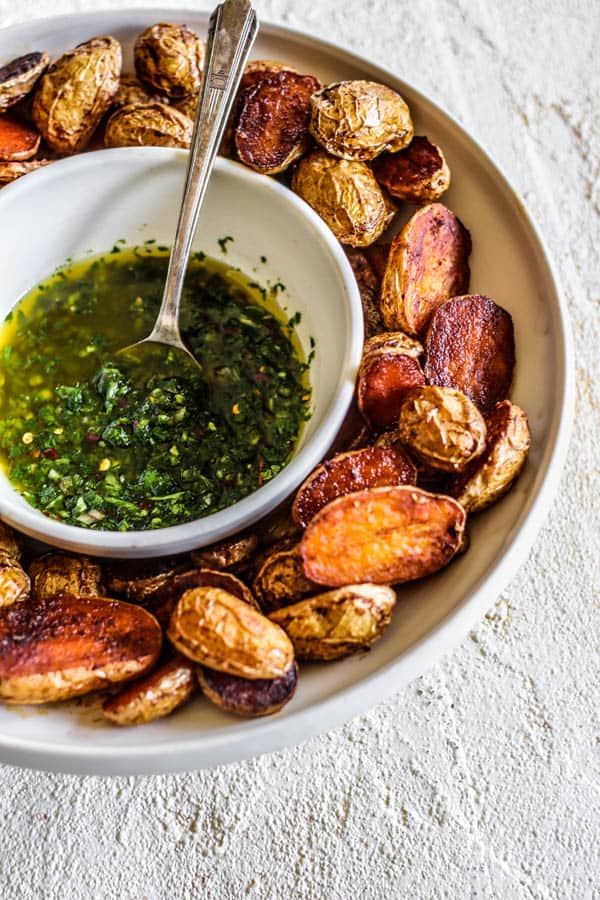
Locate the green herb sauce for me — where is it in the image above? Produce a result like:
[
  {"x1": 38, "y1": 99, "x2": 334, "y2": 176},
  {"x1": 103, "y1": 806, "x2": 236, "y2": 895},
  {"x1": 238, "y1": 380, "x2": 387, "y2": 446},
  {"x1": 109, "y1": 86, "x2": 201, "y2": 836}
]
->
[{"x1": 0, "y1": 248, "x2": 311, "y2": 531}]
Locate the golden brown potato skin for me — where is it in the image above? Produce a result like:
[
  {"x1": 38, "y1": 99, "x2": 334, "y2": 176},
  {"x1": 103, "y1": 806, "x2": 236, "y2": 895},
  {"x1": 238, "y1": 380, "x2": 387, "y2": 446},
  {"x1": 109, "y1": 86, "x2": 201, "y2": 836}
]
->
[
  {"x1": 167, "y1": 587, "x2": 294, "y2": 680},
  {"x1": 269, "y1": 584, "x2": 396, "y2": 660},
  {"x1": 397, "y1": 386, "x2": 487, "y2": 473},
  {"x1": 252, "y1": 546, "x2": 318, "y2": 613},
  {"x1": 0, "y1": 159, "x2": 51, "y2": 185},
  {"x1": 103, "y1": 655, "x2": 195, "y2": 726},
  {"x1": 190, "y1": 533, "x2": 259, "y2": 572},
  {"x1": 310, "y1": 80, "x2": 413, "y2": 161},
  {"x1": 0, "y1": 552, "x2": 30, "y2": 608},
  {"x1": 380, "y1": 203, "x2": 471, "y2": 336},
  {"x1": 104, "y1": 101, "x2": 192, "y2": 148},
  {"x1": 293, "y1": 149, "x2": 395, "y2": 247},
  {"x1": 373, "y1": 136, "x2": 450, "y2": 202},
  {"x1": 33, "y1": 36, "x2": 122, "y2": 154},
  {"x1": 29, "y1": 553, "x2": 103, "y2": 601},
  {"x1": 0, "y1": 595, "x2": 162, "y2": 704},
  {"x1": 0, "y1": 52, "x2": 50, "y2": 111},
  {"x1": 451, "y1": 400, "x2": 530, "y2": 512},
  {"x1": 0, "y1": 520, "x2": 22, "y2": 560},
  {"x1": 148, "y1": 567, "x2": 259, "y2": 628},
  {"x1": 134, "y1": 23, "x2": 204, "y2": 99},
  {"x1": 113, "y1": 72, "x2": 161, "y2": 107},
  {"x1": 198, "y1": 661, "x2": 298, "y2": 718}
]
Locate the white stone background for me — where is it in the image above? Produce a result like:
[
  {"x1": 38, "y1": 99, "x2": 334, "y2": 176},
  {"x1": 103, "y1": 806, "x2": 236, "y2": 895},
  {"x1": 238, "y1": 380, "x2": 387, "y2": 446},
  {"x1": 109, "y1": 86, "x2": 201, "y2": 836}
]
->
[{"x1": 0, "y1": 1, "x2": 598, "y2": 897}]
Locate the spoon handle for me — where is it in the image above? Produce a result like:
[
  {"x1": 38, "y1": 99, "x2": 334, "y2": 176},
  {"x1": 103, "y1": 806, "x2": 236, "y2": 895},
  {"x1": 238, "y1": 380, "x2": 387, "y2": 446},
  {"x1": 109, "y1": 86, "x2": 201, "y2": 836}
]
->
[{"x1": 149, "y1": 0, "x2": 258, "y2": 345}]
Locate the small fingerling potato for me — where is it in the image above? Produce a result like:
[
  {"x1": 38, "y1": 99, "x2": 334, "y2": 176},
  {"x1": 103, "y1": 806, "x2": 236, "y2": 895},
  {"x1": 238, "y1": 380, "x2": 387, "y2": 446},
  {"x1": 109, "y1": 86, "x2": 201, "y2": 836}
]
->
[
  {"x1": 29, "y1": 552, "x2": 104, "y2": 601},
  {"x1": 424, "y1": 294, "x2": 515, "y2": 411},
  {"x1": 104, "y1": 101, "x2": 193, "y2": 149},
  {"x1": 293, "y1": 149, "x2": 395, "y2": 247},
  {"x1": 451, "y1": 400, "x2": 530, "y2": 512},
  {"x1": 0, "y1": 115, "x2": 40, "y2": 161},
  {"x1": 149, "y1": 566, "x2": 259, "y2": 628},
  {"x1": 397, "y1": 386, "x2": 487, "y2": 473},
  {"x1": 372, "y1": 135, "x2": 450, "y2": 202},
  {"x1": 235, "y1": 70, "x2": 321, "y2": 175},
  {"x1": 380, "y1": 202, "x2": 471, "y2": 336},
  {"x1": 134, "y1": 22, "x2": 204, "y2": 98},
  {"x1": 344, "y1": 248, "x2": 384, "y2": 337},
  {"x1": 0, "y1": 52, "x2": 50, "y2": 112},
  {"x1": 0, "y1": 595, "x2": 162, "y2": 704},
  {"x1": 167, "y1": 587, "x2": 294, "y2": 679},
  {"x1": 357, "y1": 345, "x2": 426, "y2": 430},
  {"x1": 310, "y1": 80, "x2": 413, "y2": 161},
  {"x1": 191, "y1": 532, "x2": 259, "y2": 572},
  {"x1": 0, "y1": 552, "x2": 30, "y2": 608},
  {"x1": 0, "y1": 159, "x2": 51, "y2": 186},
  {"x1": 252, "y1": 546, "x2": 318, "y2": 613},
  {"x1": 33, "y1": 36, "x2": 122, "y2": 154},
  {"x1": 269, "y1": 584, "x2": 396, "y2": 660},
  {"x1": 113, "y1": 72, "x2": 162, "y2": 108},
  {"x1": 104, "y1": 557, "x2": 179, "y2": 604},
  {"x1": 198, "y1": 661, "x2": 298, "y2": 718},
  {"x1": 292, "y1": 445, "x2": 417, "y2": 528},
  {"x1": 300, "y1": 485, "x2": 466, "y2": 587},
  {"x1": 103, "y1": 654, "x2": 195, "y2": 726},
  {"x1": 0, "y1": 520, "x2": 22, "y2": 560}
]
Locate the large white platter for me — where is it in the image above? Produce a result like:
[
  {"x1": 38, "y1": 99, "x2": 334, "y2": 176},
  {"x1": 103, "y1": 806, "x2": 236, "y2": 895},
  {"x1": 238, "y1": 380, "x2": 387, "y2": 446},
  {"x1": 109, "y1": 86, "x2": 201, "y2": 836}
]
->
[{"x1": 0, "y1": 9, "x2": 573, "y2": 775}]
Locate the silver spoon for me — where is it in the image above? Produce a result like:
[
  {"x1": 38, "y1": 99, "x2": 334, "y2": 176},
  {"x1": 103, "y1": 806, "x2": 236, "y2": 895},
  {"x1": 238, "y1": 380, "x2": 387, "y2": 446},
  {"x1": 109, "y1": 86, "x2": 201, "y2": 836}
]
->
[{"x1": 119, "y1": 0, "x2": 258, "y2": 369}]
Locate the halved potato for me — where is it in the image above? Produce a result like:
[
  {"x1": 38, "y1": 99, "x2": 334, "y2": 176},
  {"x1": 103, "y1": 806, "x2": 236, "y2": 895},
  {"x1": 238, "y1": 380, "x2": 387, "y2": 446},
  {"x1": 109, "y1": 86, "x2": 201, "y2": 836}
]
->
[
  {"x1": 0, "y1": 595, "x2": 162, "y2": 704},
  {"x1": 190, "y1": 533, "x2": 258, "y2": 572},
  {"x1": 198, "y1": 661, "x2": 298, "y2": 718},
  {"x1": 103, "y1": 654, "x2": 195, "y2": 726},
  {"x1": 373, "y1": 135, "x2": 450, "y2": 202},
  {"x1": 252, "y1": 546, "x2": 318, "y2": 613},
  {"x1": 0, "y1": 552, "x2": 30, "y2": 608},
  {"x1": 149, "y1": 567, "x2": 259, "y2": 628},
  {"x1": 104, "y1": 557, "x2": 179, "y2": 604},
  {"x1": 29, "y1": 552, "x2": 104, "y2": 601},
  {"x1": 357, "y1": 347, "x2": 426, "y2": 429},
  {"x1": 344, "y1": 248, "x2": 384, "y2": 337}
]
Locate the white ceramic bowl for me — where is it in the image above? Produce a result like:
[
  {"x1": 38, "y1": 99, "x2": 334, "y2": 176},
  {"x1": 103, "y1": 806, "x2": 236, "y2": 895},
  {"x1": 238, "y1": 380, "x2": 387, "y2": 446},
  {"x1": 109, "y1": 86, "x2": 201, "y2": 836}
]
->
[{"x1": 0, "y1": 148, "x2": 363, "y2": 558}]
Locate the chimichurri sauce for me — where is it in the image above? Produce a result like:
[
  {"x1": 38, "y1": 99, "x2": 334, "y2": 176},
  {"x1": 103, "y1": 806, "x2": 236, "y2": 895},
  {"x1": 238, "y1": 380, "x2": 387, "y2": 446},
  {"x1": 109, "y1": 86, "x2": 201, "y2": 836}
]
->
[{"x1": 0, "y1": 248, "x2": 312, "y2": 531}]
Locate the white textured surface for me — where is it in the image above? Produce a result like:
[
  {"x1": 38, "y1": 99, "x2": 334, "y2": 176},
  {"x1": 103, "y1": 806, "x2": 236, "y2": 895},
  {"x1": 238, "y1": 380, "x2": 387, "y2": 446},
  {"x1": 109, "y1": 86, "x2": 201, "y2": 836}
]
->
[{"x1": 0, "y1": 2, "x2": 598, "y2": 898}]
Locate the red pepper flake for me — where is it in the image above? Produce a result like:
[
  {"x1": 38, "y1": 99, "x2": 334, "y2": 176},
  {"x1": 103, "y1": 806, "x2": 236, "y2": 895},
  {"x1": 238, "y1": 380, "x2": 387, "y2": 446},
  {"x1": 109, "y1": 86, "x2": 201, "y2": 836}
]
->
[
  {"x1": 43, "y1": 448, "x2": 58, "y2": 460},
  {"x1": 118, "y1": 397, "x2": 128, "y2": 409},
  {"x1": 138, "y1": 500, "x2": 150, "y2": 509},
  {"x1": 258, "y1": 458, "x2": 264, "y2": 487},
  {"x1": 250, "y1": 372, "x2": 270, "y2": 383},
  {"x1": 86, "y1": 432, "x2": 100, "y2": 442}
]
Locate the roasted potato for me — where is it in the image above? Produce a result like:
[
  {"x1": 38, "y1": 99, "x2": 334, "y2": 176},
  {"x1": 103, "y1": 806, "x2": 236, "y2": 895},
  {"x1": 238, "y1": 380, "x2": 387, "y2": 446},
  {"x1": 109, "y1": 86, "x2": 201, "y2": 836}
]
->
[
  {"x1": 134, "y1": 22, "x2": 204, "y2": 99},
  {"x1": 300, "y1": 485, "x2": 466, "y2": 586},
  {"x1": 113, "y1": 72, "x2": 161, "y2": 108},
  {"x1": 292, "y1": 445, "x2": 417, "y2": 528},
  {"x1": 0, "y1": 520, "x2": 22, "y2": 561},
  {"x1": 29, "y1": 552, "x2": 103, "y2": 601},
  {"x1": 397, "y1": 386, "x2": 487, "y2": 473},
  {"x1": 293, "y1": 149, "x2": 395, "y2": 247},
  {"x1": 0, "y1": 52, "x2": 49, "y2": 112},
  {"x1": 373, "y1": 135, "x2": 450, "y2": 202},
  {"x1": 365, "y1": 243, "x2": 391, "y2": 282},
  {"x1": 103, "y1": 654, "x2": 195, "y2": 726},
  {"x1": 361, "y1": 331, "x2": 423, "y2": 360},
  {"x1": 380, "y1": 203, "x2": 471, "y2": 336},
  {"x1": 198, "y1": 661, "x2": 298, "y2": 718},
  {"x1": 0, "y1": 115, "x2": 40, "y2": 161},
  {"x1": 167, "y1": 587, "x2": 294, "y2": 679},
  {"x1": 252, "y1": 546, "x2": 318, "y2": 613},
  {"x1": 310, "y1": 80, "x2": 413, "y2": 161},
  {"x1": 345, "y1": 248, "x2": 384, "y2": 337},
  {"x1": 104, "y1": 557, "x2": 179, "y2": 604},
  {"x1": 0, "y1": 159, "x2": 51, "y2": 186},
  {"x1": 0, "y1": 595, "x2": 162, "y2": 704},
  {"x1": 0, "y1": 552, "x2": 30, "y2": 608},
  {"x1": 190, "y1": 532, "x2": 259, "y2": 572},
  {"x1": 357, "y1": 343, "x2": 426, "y2": 430},
  {"x1": 33, "y1": 36, "x2": 122, "y2": 154},
  {"x1": 235, "y1": 70, "x2": 320, "y2": 175},
  {"x1": 104, "y1": 101, "x2": 193, "y2": 149},
  {"x1": 254, "y1": 504, "x2": 301, "y2": 548},
  {"x1": 270, "y1": 584, "x2": 396, "y2": 660},
  {"x1": 424, "y1": 294, "x2": 515, "y2": 411},
  {"x1": 149, "y1": 567, "x2": 259, "y2": 628},
  {"x1": 451, "y1": 400, "x2": 530, "y2": 512}
]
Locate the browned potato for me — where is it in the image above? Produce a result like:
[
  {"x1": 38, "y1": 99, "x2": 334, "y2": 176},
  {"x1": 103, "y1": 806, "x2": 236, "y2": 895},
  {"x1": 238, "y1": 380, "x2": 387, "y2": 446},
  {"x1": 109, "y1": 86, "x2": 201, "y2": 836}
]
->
[
  {"x1": 252, "y1": 546, "x2": 318, "y2": 613},
  {"x1": 190, "y1": 533, "x2": 259, "y2": 572},
  {"x1": 134, "y1": 23, "x2": 204, "y2": 99},
  {"x1": 362, "y1": 331, "x2": 423, "y2": 360},
  {"x1": 293, "y1": 149, "x2": 395, "y2": 247},
  {"x1": 33, "y1": 36, "x2": 122, "y2": 154},
  {"x1": 269, "y1": 584, "x2": 396, "y2": 660},
  {"x1": 310, "y1": 80, "x2": 413, "y2": 161},
  {"x1": 372, "y1": 136, "x2": 451, "y2": 202},
  {"x1": 357, "y1": 345, "x2": 426, "y2": 430},
  {"x1": 0, "y1": 159, "x2": 51, "y2": 186},
  {"x1": 365, "y1": 243, "x2": 391, "y2": 282},
  {"x1": 424, "y1": 294, "x2": 515, "y2": 411},
  {"x1": 149, "y1": 567, "x2": 259, "y2": 628},
  {"x1": 451, "y1": 400, "x2": 530, "y2": 512},
  {"x1": 0, "y1": 595, "x2": 162, "y2": 704},
  {"x1": 104, "y1": 101, "x2": 193, "y2": 149},
  {"x1": 29, "y1": 552, "x2": 103, "y2": 601},
  {"x1": 0, "y1": 115, "x2": 41, "y2": 161},
  {"x1": 300, "y1": 485, "x2": 466, "y2": 586},
  {"x1": 0, "y1": 52, "x2": 50, "y2": 111},
  {"x1": 198, "y1": 661, "x2": 298, "y2": 718},
  {"x1": 397, "y1": 386, "x2": 487, "y2": 473},
  {"x1": 104, "y1": 557, "x2": 179, "y2": 604},
  {"x1": 235, "y1": 71, "x2": 321, "y2": 175},
  {"x1": 292, "y1": 445, "x2": 417, "y2": 528},
  {"x1": 113, "y1": 72, "x2": 161, "y2": 108},
  {"x1": 255, "y1": 504, "x2": 302, "y2": 548},
  {"x1": 344, "y1": 248, "x2": 384, "y2": 337},
  {"x1": 172, "y1": 93, "x2": 197, "y2": 120},
  {"x1": 103, "y1": 654, "x2": 195, "y2": 726},
  {"x1": 0, "y1": 520, "x2": 22, "y2": 560},
  {"x1": 380, "y1": 203, "x2": 471, "y2": 336},
  {"x1": 167, "y1": 587, "x2": 294, "y2": 679},
  {"x1": 0, "y1": 552, "x2": 30, "y2": 608}
]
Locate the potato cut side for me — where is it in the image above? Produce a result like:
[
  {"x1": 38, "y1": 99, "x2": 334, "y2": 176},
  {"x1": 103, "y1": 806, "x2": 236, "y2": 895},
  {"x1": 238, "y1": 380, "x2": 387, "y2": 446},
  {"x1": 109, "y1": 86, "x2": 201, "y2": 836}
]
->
[{"x1": 373, "y1": 135, "x2": 450, "y2": 202}]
